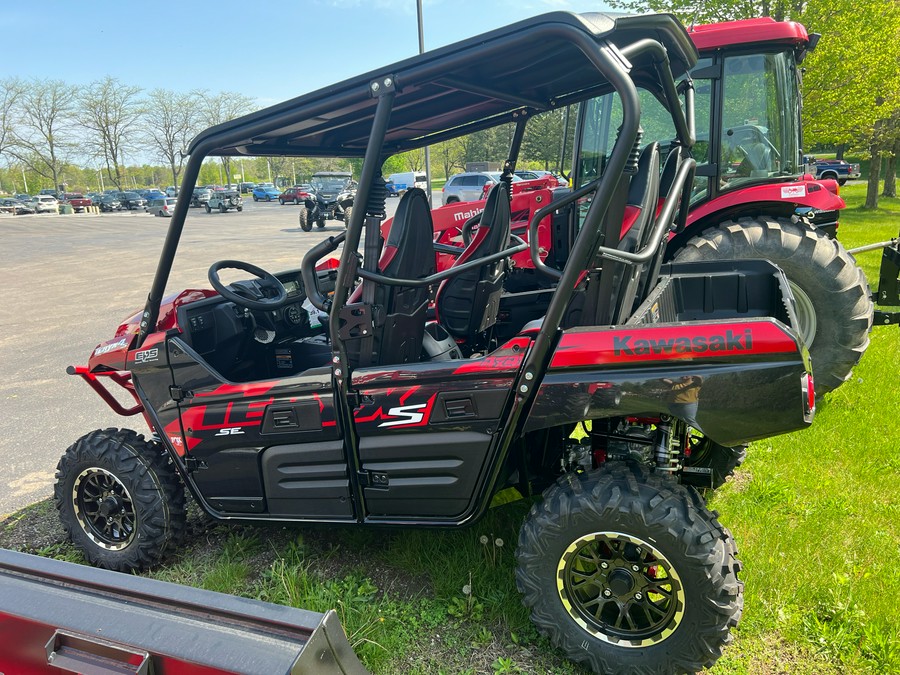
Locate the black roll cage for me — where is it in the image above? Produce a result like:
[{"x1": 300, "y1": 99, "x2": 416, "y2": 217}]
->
[{"x1": 138, "y1": 12, "x2": 696, "y2": 350}]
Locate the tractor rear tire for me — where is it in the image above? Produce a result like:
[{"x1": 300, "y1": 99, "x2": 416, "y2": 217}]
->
[
  {"x1": 673, "y1": 217, "x2": 872, "y2": 397},
  {"x1": 54, "y1": 428, "x2": 186, "y2": 572},
  {"x1": 516, "y1": 462, "x2": 742, "y2": 675},
  {"x1": 299, "y1": 209, "x2": 312, "y2": 232}
]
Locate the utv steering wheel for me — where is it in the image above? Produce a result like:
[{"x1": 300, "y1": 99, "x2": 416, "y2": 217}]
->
[{"x1": 208, "y1": 260, "x2": 289, "y2": 311}]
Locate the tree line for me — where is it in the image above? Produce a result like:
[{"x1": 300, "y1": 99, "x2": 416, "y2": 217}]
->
[
  {"x1": 0, "y1": 75, "x2": 568, "y2": 195},
  {"x1": 0, "y1": 77, "x2": 259, "y2": 194}
]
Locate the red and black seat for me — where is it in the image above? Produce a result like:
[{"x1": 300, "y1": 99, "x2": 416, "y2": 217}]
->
[
  {"x1": 343, "y1": 188, "x2": 435, "y2": 368},
  {"x1": 434, "y1": 180, "x2": 512, "y2": 346}
]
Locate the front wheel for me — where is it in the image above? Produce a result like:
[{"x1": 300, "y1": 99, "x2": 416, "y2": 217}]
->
[
  {"x1": 205, "y1": 204, "x2": 211, "y2": 213},
  {"x1": 279, "y1": 199, "x2": 285, "y2": 205},
  {"x1": 298, "y1": 209, "x2": 312, "y2": 232},
  {"x1": 342, "y1": 205, "x2": 353, "y2": 228},
  {"x1": 516, "y1": 463, "x2": 742, "y2": 674},
  {"x1": 219, "y1": 203, "x2": 226, "y2": 213},
  {"x1": 673, "y1": 217, "x2": 872, "y2": 397},
  {"x1": 253, "y1": 196, "x2": 258, "y2": 202},
  {"x1": 54, "y1": 428, "x2": 186, "y2": 572}
]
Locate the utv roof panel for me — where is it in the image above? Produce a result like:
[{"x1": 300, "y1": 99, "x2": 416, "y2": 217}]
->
[{"x1": 189, "y1": 12, "x2": 697, "y2": 159}]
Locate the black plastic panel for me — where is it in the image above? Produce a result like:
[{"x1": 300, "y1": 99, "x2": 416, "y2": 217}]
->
[
  {"x1": 359, "y1": 431, "x2": 493, "y2": 518},
  {"x1": 431, "y1": 389, "x2": 508, "y2": 423},
  {"x1": 262, "y1": 442, "x2": 354, "y2": 518}
]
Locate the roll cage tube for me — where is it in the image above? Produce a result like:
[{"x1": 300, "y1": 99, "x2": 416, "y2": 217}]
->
[{"x1": 470, "y1": 35, "x2": 646, "y2": 522}]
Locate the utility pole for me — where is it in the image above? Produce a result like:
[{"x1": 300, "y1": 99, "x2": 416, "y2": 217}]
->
[{"x1": 417, "y1": 0, "x2": 432, "y2": 206}]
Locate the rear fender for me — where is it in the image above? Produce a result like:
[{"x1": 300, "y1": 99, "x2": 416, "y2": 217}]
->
[
  {"x1": 670, "y1": 179, "x2": 846, "y2": 251},
  {"x1": 527, "y1": 319, "x2": 813, "y2": 446}
]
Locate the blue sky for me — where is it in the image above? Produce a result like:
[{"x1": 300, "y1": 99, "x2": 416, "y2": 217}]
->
[{"x1": 5, "y1": 0, "x2": 614, "y2": 108}]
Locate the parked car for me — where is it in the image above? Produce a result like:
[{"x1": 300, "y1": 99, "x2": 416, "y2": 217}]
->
[
  {"x1": 441, "y1": 171, "x2": 520, "y2": 205},
  {"x1": 803, "y1": 156, "x2": 861, "y2": 185},
  {"x1": 238, "y1": 181, "x2": 257, "y2": 193},
  {"x1": 86, "y1": 192, "x2": 103, "y2": 205},
  {"x1": 30, "y1": 195, "x2": 59, "y2": 213},
  {"x1": 38, "y1": 188, "x2": 59, "y2": 197},
  {"x1": 115, "y1": 191, "x2": 147, "y2": 210},
  {"x1": 0, "y1": 198, "x2": 34, "y2": 215},
  {"x1": 386, "y1": 171, "x2": 427, "y2": 197},
  {"x1": 252, "y1": 185, "x2": 281, "y2": 201},
  {"x1": 61, "y1": 193, "x2": 93, "y2": 213},
  {"x1": 15, "y1": 193, "x2": 31, "y2": 202},
  {"x1": 206, "y1": 190, "x2": 243, "y2": 213},
  {"x1": 165, "y1": 186, "x2": 180, "y2": 197},
  {"x1": 278, "y1": 186, "x2": 314, "y2": 205},
  {"x1": 514, "y1": 169, "x2": 568, "y2": 186},
  {"x1": 149, "y1": 197, "x2": 178, "y2": 217},
  {"x1": 98, "y1": 194, "x2": 122, "y2": 212},
  {"x1": 190, "y1": 187, "x2": 212, "y2": 207},
  {"x1": 144, "y1": 190, "x2": 167, "y2": 202}
]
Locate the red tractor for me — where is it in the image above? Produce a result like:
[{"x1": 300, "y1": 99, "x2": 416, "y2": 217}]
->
[{"x1": 429, "y1": 17, "x2": 872, "y2": 400}]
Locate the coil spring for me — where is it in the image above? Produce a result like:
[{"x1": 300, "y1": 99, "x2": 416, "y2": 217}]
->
[
  {"x1": 653, "y1": 416, "x2": 681, "y2": 473},
  {"x1": 366, "y1": 177, "x2": 388, "y2": 217},
  {"x1": 615, "y1": 124, "x2": 644, "y2": 175}
]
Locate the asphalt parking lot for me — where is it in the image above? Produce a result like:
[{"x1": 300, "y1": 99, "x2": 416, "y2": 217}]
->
[{"x1": 0, "y1": 195, "x2": 420, "y2": 517}]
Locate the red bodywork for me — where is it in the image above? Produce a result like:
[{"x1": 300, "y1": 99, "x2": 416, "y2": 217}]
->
[{"x1": 687, "y1": 17, "x2": 809, "y2": 50}]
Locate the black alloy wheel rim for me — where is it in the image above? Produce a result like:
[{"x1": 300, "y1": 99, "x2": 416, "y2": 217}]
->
[
  {"x1": 72, "y1": 467, "x2": 137, "y2": 550},
  {"x1": 558, "y1": 531, "x2": 685, "y2": 646}
]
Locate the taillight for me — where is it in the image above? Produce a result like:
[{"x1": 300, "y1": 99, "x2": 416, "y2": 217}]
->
[{"x1": 802, "y1": 373, "x2": 815, "y2": 420}]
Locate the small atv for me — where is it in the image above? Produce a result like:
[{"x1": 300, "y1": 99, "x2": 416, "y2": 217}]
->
[
  {"x1": 300, "y1": 171, "x2": 355, "y2": 231},
  {"x1": 59, "y1": 12, "x2": 817, "y2": 674}
]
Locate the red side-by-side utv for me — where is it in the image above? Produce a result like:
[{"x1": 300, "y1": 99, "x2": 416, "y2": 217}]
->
[{"x1": 43, "y1": 11, "x2": 842, "y2": 674}]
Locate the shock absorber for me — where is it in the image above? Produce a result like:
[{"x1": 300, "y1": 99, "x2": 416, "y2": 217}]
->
[{"x1": 653, "y1": 415, "x2": 681, "y2": 474}]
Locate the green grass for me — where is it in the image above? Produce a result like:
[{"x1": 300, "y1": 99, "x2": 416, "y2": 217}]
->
[{"x1": 14, "y1": 185, "x2": 900, "y2": 673}]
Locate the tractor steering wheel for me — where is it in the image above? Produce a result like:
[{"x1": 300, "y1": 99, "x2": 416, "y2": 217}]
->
[{"x1": 208, "y1": 260, "x2": 289, "y2": 311}]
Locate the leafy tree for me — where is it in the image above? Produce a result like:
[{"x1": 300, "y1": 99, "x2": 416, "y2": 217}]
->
[
  {"x1": 0, "y1": 78, "x2": 23, "y2": 159},
  {"x1": 78, "y1": 77, "x2": 144, "y2": 190},
  {"x1": 196, "y1": 91, "x2": 255, "y2": 186},
  {"x1": 9, "y1": 79, "x2": 75, "y2": 192},
  {"x1": 521, "y1": 108, "x2": 566, "y2": 171},
  {"x1": 143, "y1": 89, "x2": 201, "y2": 188}
]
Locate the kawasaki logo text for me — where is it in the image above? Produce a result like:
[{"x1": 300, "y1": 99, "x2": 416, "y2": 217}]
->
[{"x1": 613, "y1": 329, "x2": 753, "y2": 356}]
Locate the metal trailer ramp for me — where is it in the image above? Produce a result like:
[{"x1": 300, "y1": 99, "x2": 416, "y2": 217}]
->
[{"x1": 0, "y1": 548, "x2": 368, "y2": 675}]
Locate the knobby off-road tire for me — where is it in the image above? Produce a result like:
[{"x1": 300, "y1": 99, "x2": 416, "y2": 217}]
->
[
  {"x1": 516, "y1": 462, "x2": 742, "y2": 675},
  {"x1": 342, "y1": 205, "x2": 352, "y2": 228},
  {"x1": 673, "y1": 217, "x2": 872, "y2": 396},
  {"x1": 54, "y1": 428, "x2": 186, "y2": 572},
  {"x1": 682, "y1": 435, "x2": 747, "y2": 490},
  {"x1": 299, "y1": 208, "x2": 312, "y2": 232}
]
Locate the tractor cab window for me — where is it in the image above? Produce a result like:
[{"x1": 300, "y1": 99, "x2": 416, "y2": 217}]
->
[{"x1": 719, "y1": 51, "x2": 801, "y2": 190}]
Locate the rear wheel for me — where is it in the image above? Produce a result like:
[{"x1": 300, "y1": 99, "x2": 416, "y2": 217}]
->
[
  {"x1": 219, "y1": 203, "x2": 226, "y2": 213},
  {"x1": 279, "y1": 199, "x2": 285, "y2": 205},
  {"x1": 342, "y1": 205, "x2": 353, "y2": 228},
  {"x1": 317, "y1": 218, "x2": 326, "y2": 228},
  {"x1": 293, "y1": 197, "x2": 299, "y2": 205},
  {"x1": 517, "y1": 463, "x2": 742, "y2": 674},
  {"x1": 673, "y1": 217, "x2": 872, "y2": 397},
  {"x1": 681, "y1": 433, "x2": 746, "y2": 490},
  {"x1": 54, "y1": 428, "x2": 186, "y2": 572},
  {"x1": 205, "y1": 204, "x2": 211, "y2": 213}
]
